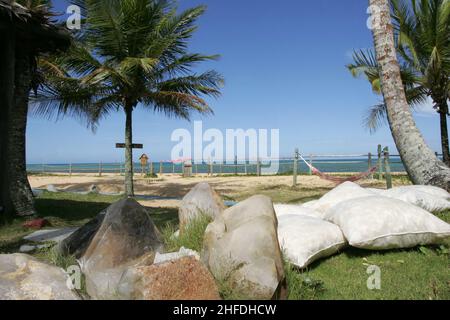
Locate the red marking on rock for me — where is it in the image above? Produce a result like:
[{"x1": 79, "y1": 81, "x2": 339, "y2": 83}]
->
[{"x1": 23, "y1": 218, "x2": 49, "y2": 229}]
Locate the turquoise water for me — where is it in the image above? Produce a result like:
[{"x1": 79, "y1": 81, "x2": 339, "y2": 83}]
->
[{"x1": 26, "y1": 157, "x2": 408, "y2": 174}]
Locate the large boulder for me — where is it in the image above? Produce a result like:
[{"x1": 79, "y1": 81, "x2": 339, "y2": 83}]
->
[
  {"x1": 57, "y1": 211, "x2": 106, "y2": 258},
  {"x1": 0, "y1": 253, "x2": 79, "y2": 300},
  {"x1": 179, "y1": 183, "x2": 226, "y2": 233},
  {"x1": 79, "y1": 198, "x2": 164, "y2": 300},
  {"x1": 117, "y1": 256, "x2": 221, "y2": 300},
  {"x1": 202, "y1": 195, "x2": 284, "y2": 300}
]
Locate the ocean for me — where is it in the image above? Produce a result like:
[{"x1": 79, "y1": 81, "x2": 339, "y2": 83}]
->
[{"x1": 26, "y1": 156, "x2": 408, "y2": 175}]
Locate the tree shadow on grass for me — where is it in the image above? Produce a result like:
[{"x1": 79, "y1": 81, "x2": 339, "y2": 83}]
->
[
  {"x1": 35, "y1": 198, "x2": 113, "y2": 223},
  {"x1": 0, "y1": 198, "x2": 180, "y2": 254}
]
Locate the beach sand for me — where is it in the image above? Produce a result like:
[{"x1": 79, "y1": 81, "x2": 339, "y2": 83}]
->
[{"x1": 28, "y1": 173, "x2": 410, "y2": 208}]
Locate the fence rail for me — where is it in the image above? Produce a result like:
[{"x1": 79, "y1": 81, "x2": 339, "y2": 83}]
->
[{"x1": 27, "y1": 148, "x2": 443, "y2": 190}]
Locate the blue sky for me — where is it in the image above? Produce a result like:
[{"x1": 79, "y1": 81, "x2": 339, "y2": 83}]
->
[{"x1": 26, "y1": 0, "x2": 443, "y2": 163}]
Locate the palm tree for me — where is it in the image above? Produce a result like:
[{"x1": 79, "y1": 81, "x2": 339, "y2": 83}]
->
[
  {"x1": 348, "y1": 0, "x2": 450, "y2": 165},
  {"x1": 369, "y1": 0, "x2": 450, "y2": 190},
  {"x1": 34, "y1": 0, "x2": 223, "y2": 197},
  {"x1": 0, "y1": 0, "x2": 71, "y2": 218}
]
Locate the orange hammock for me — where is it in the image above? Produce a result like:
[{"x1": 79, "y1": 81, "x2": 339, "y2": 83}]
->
[{"x1": 299, "y1": 155, "x2": 378, "y2": 184}]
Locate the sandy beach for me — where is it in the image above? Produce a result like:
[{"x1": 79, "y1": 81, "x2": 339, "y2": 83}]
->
[{"x1": 28, "y1": 173, "x2": 409, "y2": 208}]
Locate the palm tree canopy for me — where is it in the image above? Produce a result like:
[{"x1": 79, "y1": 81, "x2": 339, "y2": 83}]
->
[
  {"x1": 33, "y1": 0, "x2": 224, "y2": 125},
  {"x1": 347, "y1": 0, "x2": 450, "y2": 132}
]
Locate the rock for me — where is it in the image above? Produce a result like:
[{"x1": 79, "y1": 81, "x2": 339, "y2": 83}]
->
[
  {"x1": 154, "y1": 247, "x2": 200, "y2": 264},
  {"x1": 179, "y1": 183, "x2": 226, "y2": 233},
  {"x1": 57, "y1": 211, "x2": 106, "y2": 258},
  {"x1": 19, "y1": 244, "x2": 52, "y2": 253},
  {"x1": 0, "y1": 253, "x2": 79, "y2": 300},
  {"x1": 23, "y1": 227, "x2": 78, "y2": 243},
  {"x1": 31, "y1": 189, "x2": 44, "y2": 197},
  {"x1": 89, "y1": 184, "x2": 99, "y2": 193},
  {"x1": 19, "y1": 245, "x2": 37, "y2": 253},
  {"x1": 46, "y1": 184, "x2": 58, "y2": 192},
  {"x1": 80, "y1": 198, "x2": 164, "y2": 300},
  {"x1": 202, "y1": 195, "x2": 284, "y2": 300},
  {"x1": 117, "y1": 256, "x2": 220, "y2": 300}
]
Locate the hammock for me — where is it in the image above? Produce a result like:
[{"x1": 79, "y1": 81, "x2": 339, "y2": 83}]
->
[{"x1": 299, "y1": 155, "x2": 378, "y2": 184}]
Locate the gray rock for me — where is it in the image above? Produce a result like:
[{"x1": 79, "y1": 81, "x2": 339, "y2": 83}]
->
[
  {"x1": 32, "y1": 189, "x2": 44, "y2": 197},
  {"x1": 79, "y1": 198, "x2": 164, "y2": 300},
  {"x1": 46, "y1": 184, "x2": 58, "y2": 192},
  {"x1": 0, "y1": 253, "x2": 79, "y2": 300},
  {"x1": 202, "y1": 195, "x2": 285, "y2": 300},
  {"x1": 19, "y1": 244, "x2": 52, "y2": 253},
  {"x1": 23, "y1": 227, "x2": 78, "y2": 243},
  {"x1": 179, "y1": 183, "x2": 226, "y2": 233},
  {"x1": 57, "y1": 211, "x2": 106, "y2": 258},
  {"x1": 153, "y1": 247, "x2": 200, "y2": 264},
  {"x1": 19, "y1": 245, "x2": 37, "y2": 253},
  {"x1": 89, "y1": 184, "x2": 99, "y2": 194}
]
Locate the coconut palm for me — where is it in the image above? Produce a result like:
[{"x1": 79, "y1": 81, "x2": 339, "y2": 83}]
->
[
  {"x1": 34, "y1": 0, "x2": 223, "y2": 196},
  {"x1": 0, "y1": 0, "x2": 71, "y2": 218},
  {"x1": 348, "y1": 0, "x2": 450, "y2": 165},
  {"x1": 369, "y1": 0, "x2": 450, "y2": 189}
]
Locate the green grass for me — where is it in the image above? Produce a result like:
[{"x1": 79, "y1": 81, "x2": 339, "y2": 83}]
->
[
  {"x1": 230, "y1": 184, "x2": 330, "y2": 204},
  {"x1": 284, "y1": 210, "x2": 450, "y2": 300},
  {"x1": 286, "y1": 244, "x2": 449, "y2": 300},
  {"x1": 162, "y1": 214, "x2": 212, "y2": 253}
]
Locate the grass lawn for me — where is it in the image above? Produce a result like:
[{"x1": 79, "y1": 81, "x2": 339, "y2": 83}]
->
[{"x1": 0, "y1": 189, "x2": 448, "y2": 300}]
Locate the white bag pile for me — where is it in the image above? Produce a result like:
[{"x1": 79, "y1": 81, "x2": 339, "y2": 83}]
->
[{"x1": 274, "y1": 182, "x2": 450, "y2": 269}]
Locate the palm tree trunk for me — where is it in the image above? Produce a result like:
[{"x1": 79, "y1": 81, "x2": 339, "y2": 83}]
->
[
  {"x1": 438, "y1": 102, "x2": 450, "y2": 167},
  {"x1": 124, "y1": 104, "x2": 134, "y2": 197},
  {"x1": 370, "y1": 0, "x2": 450, "y2": 190},
  {"x1": 8, "y1": 53, "x2": 36, "y2": 216},
  {"x1": 0, "y1": 26, "x2": 16, "y2": 222}
]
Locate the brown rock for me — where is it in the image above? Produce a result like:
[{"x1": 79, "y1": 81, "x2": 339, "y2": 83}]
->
[
  {"x1": 117, "y1": 256, "x2": 221, "y2": 300},
  {"x1": 80, "y1": 198, "x2": 164, "y2": 299}
]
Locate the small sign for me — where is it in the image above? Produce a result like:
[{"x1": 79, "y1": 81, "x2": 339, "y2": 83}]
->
[{"x1": 116, "y1": 143, "x2": 143, "y2": 149}]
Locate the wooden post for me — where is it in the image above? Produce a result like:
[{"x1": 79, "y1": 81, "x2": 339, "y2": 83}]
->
[
  {"x1": 377, "y1": 144, "x2": 383, "y2": 180},
  {"x1": 368, "y1": 152, "x2": 373, "y2": 179},
  {"x1": 384, "y1": 147, "x2": 392, "y2": 189},
  {"x1": 234, "y1": 155, "x2": 238, "y2": 175},
  {"x1": 257, "y1": 158, "x2": 261, "y2": 176},
  {"x1": 160, "y1": 161, "x2": 163, "y2": 175},
  {"x1": 293, "y1": 148, "x2": 299, "y2": 186}
]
